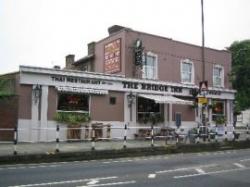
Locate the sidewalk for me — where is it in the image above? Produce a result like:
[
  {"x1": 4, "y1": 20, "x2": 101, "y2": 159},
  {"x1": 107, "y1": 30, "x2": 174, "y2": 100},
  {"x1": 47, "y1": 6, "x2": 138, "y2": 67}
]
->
[{"x1": 0, "y1": 140, "x2": 168, "y2": 156}]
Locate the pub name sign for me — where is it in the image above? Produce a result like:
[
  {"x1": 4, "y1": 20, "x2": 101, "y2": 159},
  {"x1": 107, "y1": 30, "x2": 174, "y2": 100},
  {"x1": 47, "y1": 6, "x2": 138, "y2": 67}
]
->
[{"x1": 122, "y1": 81, "x2": 182, "y2": 93}]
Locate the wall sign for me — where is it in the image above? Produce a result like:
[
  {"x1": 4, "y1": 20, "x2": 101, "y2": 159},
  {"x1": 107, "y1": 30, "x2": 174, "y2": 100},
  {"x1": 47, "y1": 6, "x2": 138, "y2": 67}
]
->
[
  {"x1": 104, "y1": 38, "x2": 121, "y2": 74},
  {"x1": 122, "y1": 81, "x2": 183, "y2": 93}
]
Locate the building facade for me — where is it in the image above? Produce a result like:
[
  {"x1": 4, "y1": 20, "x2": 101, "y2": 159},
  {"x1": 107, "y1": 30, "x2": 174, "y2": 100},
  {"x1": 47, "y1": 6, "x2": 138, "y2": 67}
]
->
[{"x1": 0, "y1": 25, "x2": 235, "y2": 142}]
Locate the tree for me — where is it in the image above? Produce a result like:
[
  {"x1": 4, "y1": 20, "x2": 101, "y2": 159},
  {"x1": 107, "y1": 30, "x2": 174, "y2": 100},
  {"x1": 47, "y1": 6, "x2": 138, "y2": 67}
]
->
[
  {"x1": 0, "y1": 78, "x2": 15, "y2": 100},
  {"x1": 228, "y1": 40, "x2": 250, "y2": 111}
]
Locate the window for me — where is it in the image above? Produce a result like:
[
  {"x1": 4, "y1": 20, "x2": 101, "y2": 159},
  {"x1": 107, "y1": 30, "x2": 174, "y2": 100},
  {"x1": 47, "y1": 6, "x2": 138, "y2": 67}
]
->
[
  {"x1": 137, "y1": 97, "x2": 164, "y2": 124},
  {"x1": 109, "y1": 97, "x2": 116, "y2": 105},
  {"x1": 142, "y1": 52, "x2": 158, "y2": 79},
  {"x1": 181, "y1": 59, "x2": 194, "y2": 84},
  {"x1": 213, "y1": 65, "x2": 224, "y2": 87},
  {"x1": 57, "y1": 93, "x2": 89, "y2": 112},
  {"x1": 212, "y1": 100, "x2": 225, "y2": 122}
]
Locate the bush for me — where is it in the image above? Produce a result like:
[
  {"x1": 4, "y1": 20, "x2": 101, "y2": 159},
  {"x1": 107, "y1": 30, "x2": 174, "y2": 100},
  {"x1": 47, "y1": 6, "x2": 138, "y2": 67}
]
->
[{"x1": 54, "y1": 112, "x2": 90, "y2": 125}]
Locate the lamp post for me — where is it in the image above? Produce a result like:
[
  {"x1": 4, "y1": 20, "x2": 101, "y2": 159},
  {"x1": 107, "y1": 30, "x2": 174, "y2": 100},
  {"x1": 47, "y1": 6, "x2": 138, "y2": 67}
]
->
[
  {"x1": 127, "y1": 92, "x2": 136, "y2": 122},
  {"x1": 33, "y1": 84, "x2": 41, "y2": 104}
]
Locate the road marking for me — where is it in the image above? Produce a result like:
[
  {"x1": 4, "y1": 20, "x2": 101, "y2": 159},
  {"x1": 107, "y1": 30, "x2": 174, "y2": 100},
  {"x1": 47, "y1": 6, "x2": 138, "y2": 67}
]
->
[
  {"x1": 174, "y1": 167, "x2": 250, "y2": 179},
  {"x1": 76, "y1": 180, "x2": 136, "y2": 187},
  {"x1": 8, "y1": 176, "x2": 117, "y2": 187},
  {"x1": 87, "y1": 180, "x2": 99, "y2": 185},
  {"x1": 195, "y1": 168, "x2": 206, "y2": 174},
  {"x1": 148, "y1": 174, "x2": 156, "y2": 179},
  {"x1": 240, "y1": 158, "x2": 250, "y2": 162},
  {"x1": 156, "y1": 164, "x2": 217, "y2": 174},
  {"x1": 234, "y1": 163, "x2": 246, "y2": 168}
]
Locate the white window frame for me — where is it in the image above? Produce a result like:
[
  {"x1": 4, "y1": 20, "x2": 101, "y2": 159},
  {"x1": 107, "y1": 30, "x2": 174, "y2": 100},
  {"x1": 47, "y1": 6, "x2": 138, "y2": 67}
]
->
[
  {"x1": 180, "y1": 59, "x2": 194, "y2": 84},
  {"x1": 142, "y1": 52, "x2": 158, "y2": 80},
  {"x1": 213, "y1": 64, "x2": 224, "y2": 88}
]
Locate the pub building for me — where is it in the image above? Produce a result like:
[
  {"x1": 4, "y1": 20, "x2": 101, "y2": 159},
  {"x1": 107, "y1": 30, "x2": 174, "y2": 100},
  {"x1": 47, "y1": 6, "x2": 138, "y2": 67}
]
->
[{"x1": 0, "y1": 25, "x2": 235, "y2": 142}]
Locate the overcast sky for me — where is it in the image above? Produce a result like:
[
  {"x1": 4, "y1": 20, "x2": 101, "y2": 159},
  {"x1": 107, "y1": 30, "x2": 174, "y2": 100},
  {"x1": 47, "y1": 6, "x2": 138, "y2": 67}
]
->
[{"x1": 0, "y1": 0, "x2": 250, "y2": 74}]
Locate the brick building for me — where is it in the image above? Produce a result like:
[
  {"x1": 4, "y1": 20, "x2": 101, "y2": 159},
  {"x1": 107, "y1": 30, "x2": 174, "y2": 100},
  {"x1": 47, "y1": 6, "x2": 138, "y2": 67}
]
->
[{"x1": 0, "y1": 25, "x2": 235, "y2": 142}]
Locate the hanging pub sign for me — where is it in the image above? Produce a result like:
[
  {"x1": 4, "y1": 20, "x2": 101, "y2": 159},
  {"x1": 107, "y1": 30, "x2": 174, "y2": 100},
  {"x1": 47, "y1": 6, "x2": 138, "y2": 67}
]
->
[
  {"x1": 134, "y1": 39, "x2": 143, "y2": 66},
  {"x1": 104, "y1": 38, "x2": 121, "y2": 74}
]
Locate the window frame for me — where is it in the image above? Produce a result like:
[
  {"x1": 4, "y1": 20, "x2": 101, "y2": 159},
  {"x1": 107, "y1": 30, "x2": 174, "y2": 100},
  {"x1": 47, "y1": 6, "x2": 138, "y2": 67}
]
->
[
  {"x1": 142, "y1": 51, "x2": 158, "y2": 80},
  {"x1": 213, "y1": 64, "x2": 224, "y2": 88},
  {"x1": 180, "y1": 59, "x2": 194, "y2": 84},
  {"x1": 56, "y1": 93, "x2": 90, "y2": 113}
]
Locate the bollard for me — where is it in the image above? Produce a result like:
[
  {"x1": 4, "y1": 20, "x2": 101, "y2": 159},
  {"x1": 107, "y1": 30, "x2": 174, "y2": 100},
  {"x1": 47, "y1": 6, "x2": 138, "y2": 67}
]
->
[
  {"x1": 215, "y1": 124, "x2": 218, "y2": 142},
  {"x1": 123, "y1": 124, "x2": 127, "y2": 149},
  {"x1": 247, "y1": 124, "x2": 249, "y2": 140},
  {"x1": 13, "y1": 126, "x2": 17, "y2": 155},
  {"x1": 224, "y1": 123, "x2": 228, "y2": 141},
  {"x1": 151, "y1": 125, "x2": 154, "y2": 147},
  {"x1": 196, "y1": 126, "x2": 200, "y2": 144},
  {"x1": 55, "y1": 125, "x2": 60, "y2": 153},
  {"x1": 91, "y1": 128, "x2": 95, "y2": 151}
]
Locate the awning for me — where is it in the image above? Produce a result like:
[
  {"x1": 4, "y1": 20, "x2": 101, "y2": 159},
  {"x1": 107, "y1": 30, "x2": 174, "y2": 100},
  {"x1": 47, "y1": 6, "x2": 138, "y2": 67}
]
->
[
  {"x1": 138, "y1": 94, "x2": 193, "y2": 105},
  {"x1": 56, "y1": 86, "x2": 108, "y2": 95}
]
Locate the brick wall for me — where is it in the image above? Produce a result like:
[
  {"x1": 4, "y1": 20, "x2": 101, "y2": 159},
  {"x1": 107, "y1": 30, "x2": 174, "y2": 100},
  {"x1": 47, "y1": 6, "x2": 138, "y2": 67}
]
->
[{"x1": 0, "y1": 97, "x2": 18, "y2": 141}]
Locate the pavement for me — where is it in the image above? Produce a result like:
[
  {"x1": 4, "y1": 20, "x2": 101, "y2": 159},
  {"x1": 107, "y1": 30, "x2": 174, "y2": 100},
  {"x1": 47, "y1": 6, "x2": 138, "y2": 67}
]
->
[
  {"x1": 1, "y1": 148, "x2": 250, "y2": 187},
  {"x1": 0, "y1": 140, "x2": 169, "y2": 156}
]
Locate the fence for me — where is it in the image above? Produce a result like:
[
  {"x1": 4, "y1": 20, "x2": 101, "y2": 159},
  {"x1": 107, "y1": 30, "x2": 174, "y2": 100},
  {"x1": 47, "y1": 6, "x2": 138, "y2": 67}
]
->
[{"x1": 0, "y1": 123, "x2": 249, "y2": 155}]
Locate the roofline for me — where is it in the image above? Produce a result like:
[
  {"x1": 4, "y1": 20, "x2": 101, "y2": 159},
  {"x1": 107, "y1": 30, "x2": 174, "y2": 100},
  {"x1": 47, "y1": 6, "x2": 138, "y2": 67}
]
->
[
  {"x1": 0, "y1": 71, "x2": 19, "y2": 77},
  {"x1": 95, "y1": 26, "x2": 231, "y2": 54},
  {"x1": 74, "y1": 54, "x2": 95, "y2": 65}
]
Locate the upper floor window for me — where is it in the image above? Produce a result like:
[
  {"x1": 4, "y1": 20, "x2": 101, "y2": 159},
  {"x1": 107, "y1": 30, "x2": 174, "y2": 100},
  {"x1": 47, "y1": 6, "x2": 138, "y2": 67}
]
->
[
  {"x1": 181, "y1": 59, "x2": 194, "y2": 84},
  {"x1": 213, "y1": 65, "x2": 224, "y2": 87},
  {"x1": 142, "y1": 52, "x2": 158, "y2": 80}
]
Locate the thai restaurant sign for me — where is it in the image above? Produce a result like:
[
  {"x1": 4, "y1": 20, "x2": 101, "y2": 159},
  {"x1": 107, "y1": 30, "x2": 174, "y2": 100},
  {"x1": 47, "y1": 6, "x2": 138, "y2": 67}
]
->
[{"x1": 104, "y1": 38, "x2": 121, "y2": 74}]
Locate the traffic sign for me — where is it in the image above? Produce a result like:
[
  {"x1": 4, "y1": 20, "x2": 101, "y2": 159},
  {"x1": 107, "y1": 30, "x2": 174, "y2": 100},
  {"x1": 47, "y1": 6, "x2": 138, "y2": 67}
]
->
[{"x1": 198, "y1": 97, "x2": 208, "y2": 104}]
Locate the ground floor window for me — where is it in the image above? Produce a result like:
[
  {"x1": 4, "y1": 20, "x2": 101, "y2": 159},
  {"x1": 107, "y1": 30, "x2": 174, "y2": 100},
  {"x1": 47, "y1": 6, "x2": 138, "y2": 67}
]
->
[
  {"x1": 57, "y1": 93, "x2": 89, "y2": 112},
  {"x1": 137, "y1": 97, "x2": 164, "y2": 124},
  {"x1": 212, "y1": 100, "x2": 225, "y2": 123}
]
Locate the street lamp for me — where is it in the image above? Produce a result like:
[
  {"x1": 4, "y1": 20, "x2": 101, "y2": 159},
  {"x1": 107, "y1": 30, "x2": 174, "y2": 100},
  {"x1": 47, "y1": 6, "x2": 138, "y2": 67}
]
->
[
  {"x1": 33, "y1": 84, "x2": 41, "y2": 104},
  {"x1": 127, "y1": 92, "x2": 136, "y2": 121}
]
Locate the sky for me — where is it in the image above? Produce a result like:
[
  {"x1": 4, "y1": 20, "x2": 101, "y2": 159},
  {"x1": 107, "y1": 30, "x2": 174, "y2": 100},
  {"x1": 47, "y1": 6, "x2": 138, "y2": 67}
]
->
[{"x1": 0, "y1": 0, "x2": 250, "y2": 74}]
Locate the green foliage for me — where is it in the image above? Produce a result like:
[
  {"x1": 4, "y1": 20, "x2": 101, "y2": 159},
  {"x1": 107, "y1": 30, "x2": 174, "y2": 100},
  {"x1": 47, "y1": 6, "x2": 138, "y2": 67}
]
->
[
  {"x1": 215, "y1": 115, "x2": 225, "y2": 125},
  {"x1": 139, "y1": 113, "x2": 164, "y2": 124},
  {"x1": 228, "y1": 40, "x2": 250, "y2": 111},
  {"x1": 0, "y1": 78, "x2": 15, "y2": 99},
  {"x1": 54, "y1": 112, "x2": 90, "y2": 125}
]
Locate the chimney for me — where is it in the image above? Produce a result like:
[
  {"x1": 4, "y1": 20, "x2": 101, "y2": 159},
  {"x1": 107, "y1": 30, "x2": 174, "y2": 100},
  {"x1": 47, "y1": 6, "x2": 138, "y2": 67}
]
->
[
  {"x1": 88, "y1": 42, "x2": 96, "y2": 55},
  {"x1": 108, "y1": 25, "x2": 125, "y2": 35},
  {"x1": 53, "y1": 65, "x2": 61, "y2": 70},
  {"x1": 65, "y1": 54, "x2": 75, "y2": 69}
]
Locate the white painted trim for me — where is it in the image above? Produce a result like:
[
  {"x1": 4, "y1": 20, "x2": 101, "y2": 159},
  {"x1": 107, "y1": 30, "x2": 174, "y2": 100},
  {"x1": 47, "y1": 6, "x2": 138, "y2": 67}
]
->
[
  {"x1": 40, "y1": 85, "x2": 48, "y2": 141},
  {"x1": 31, "y1": 85, "x2": 40, "y2": 142},
  {"x1": 20, "y1": 65, "x2": 236, "y2": 93}
]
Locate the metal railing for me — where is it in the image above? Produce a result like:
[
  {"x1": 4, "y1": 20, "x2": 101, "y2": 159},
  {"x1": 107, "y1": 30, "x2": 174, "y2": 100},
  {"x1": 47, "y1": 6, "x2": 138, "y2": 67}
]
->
[{"x1": 0, "y1": 123, "x2": 249, "y2": 155}]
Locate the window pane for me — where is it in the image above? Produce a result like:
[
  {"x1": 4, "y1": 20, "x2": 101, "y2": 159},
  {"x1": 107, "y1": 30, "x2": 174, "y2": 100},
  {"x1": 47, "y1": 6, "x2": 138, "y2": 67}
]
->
[
  {"x1": 58, "y1": 93, "x2": 89, "y2": 111},
  {"x1": 182, "y1": 63, "x2": 192, "y2": 73},
  {"x1": 142, "y1": 54, "x2": 157, "y2": 79}
]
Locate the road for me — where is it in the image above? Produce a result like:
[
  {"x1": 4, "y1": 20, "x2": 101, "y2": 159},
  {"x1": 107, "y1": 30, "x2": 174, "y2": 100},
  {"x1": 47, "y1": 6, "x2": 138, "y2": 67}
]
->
[{"x1": 1, "y1": 149, "x2": 250, "y2": 187}]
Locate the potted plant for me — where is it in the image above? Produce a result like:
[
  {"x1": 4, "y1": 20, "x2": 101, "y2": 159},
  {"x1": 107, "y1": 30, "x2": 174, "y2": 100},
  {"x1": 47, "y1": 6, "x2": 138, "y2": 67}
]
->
[
  {"x1": 54, "y1": 112, "x2": 90, "y2": 140},
  {"x1": 215, "y1": 115, "x2": 225, "y2": 125}
]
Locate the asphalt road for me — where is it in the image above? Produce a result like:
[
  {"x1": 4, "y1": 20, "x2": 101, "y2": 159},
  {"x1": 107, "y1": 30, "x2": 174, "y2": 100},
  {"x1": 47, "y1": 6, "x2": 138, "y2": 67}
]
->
[{"x1": 1, "y1": 149, "x2": 250, "y2": 187}]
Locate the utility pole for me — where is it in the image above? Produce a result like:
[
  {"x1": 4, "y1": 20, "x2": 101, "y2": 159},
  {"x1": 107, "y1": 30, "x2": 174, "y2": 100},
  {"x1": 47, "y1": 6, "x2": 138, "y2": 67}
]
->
[
  {"x1": 197, "y1": 0, "x2": 208, "y2": 142},
  {"x1": 201, "y1": 0, "x2": 205, "y2": 81}
]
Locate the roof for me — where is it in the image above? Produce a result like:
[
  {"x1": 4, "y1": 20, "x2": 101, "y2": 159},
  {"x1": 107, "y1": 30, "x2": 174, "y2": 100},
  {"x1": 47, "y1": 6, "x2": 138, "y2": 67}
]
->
[{"x1": 73, "y1": 54, "x2": 95, "y2": 65}]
